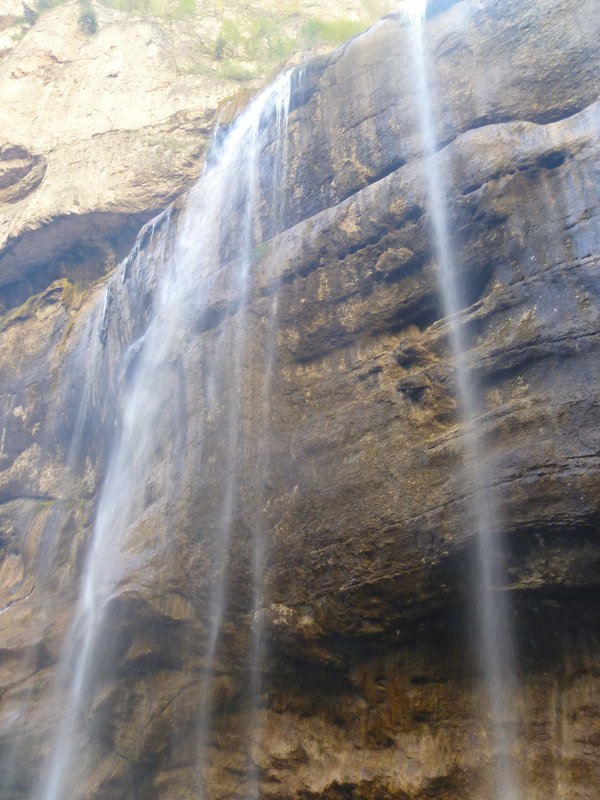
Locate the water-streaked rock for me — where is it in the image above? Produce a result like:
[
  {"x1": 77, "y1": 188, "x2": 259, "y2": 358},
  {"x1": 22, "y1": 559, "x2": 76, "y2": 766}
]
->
[{"x1": 0, "y1": 0, "x2": 599, "y2": 798}]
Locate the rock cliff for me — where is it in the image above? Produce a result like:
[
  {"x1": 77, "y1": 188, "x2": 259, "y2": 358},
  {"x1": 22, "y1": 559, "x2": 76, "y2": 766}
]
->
[
  {"x1": 0, "y1": 0, "x2": 392, "y2": 308},
  {"x1": 1, "y1": 0, "x2": 600, "y2": 799}
]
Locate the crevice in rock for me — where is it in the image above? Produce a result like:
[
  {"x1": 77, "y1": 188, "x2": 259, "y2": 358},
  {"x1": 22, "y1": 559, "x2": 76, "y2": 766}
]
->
[
  {"x1": 0, "y1": 493, "x2": 57, "y2": 507},
  {"x1": 0, "y1": 144, "x2": 47, "y2": 204},
  {"x1": 0, "y1": 211, "x2": 155, "y2": 314},
  {"x1": 475, "y1": 328, "x2": 600, "y2": 385},
  {"x1": 363, "y1": 156, "x2": 407, "y2": 190}
]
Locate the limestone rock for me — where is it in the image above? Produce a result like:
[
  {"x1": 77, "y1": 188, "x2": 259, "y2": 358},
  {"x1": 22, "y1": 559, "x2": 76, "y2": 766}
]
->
[
  {"x1": 1, "y1": 0, "x2": 600, "y2": 798},
  {"x1": 0, "y1": 0, "x2": 395, "y2": 308}
]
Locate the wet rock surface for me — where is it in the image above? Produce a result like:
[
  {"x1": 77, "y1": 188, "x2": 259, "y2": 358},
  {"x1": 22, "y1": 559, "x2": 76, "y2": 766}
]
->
[{"x1": 0, "y1": 0, "x2": 600, "y2": 798}]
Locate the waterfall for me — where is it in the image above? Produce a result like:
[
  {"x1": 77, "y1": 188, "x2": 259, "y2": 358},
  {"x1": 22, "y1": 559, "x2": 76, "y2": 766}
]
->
[
  {"x1": 400, "y1": 3, "x2": 520, "y2": 798},
  {"x1": 33, "y1": 70, "x2": 293, "y2": 800}
]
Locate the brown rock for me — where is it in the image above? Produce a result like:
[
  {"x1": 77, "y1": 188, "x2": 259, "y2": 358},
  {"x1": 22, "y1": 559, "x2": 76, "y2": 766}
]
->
[{"x1": 1, "y1": 0, "x2": 600, "y2": 798}]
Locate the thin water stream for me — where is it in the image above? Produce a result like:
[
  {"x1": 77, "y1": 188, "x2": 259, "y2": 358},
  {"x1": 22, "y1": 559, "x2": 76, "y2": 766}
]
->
[{"x1": 400, "y1": 3, "x2": 520, "y2": 799}]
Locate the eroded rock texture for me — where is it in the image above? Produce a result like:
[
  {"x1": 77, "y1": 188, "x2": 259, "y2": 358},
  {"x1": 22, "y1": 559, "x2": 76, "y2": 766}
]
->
[
  {"x1": 0, "y1": 0, "x2": 599, "y2": 798},
  {"x1": 0, "y1": 0, "x2": 394, "y2": 310}
]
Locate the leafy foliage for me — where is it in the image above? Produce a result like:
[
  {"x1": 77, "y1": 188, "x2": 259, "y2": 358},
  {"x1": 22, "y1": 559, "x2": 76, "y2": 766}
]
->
[
  {"x1": 35, "y1": 0, "x2": 65, "y2": 11},
  {"x1": 300, "y1": 18, "x2": 365, "y2": 46},
  {"x1": 177, "y1": 0, "x2": 195, "y2": 12},
  {"x1": 102, "y1": 0, "x2": 169, "y2": 14},
  {"x1": 78, "y1": 0, "x2": 98, "y2": 33},
  {"x1": 220, "y1": 59, "x2": 256, "y2": 81},
  {"x1": 100, "y1": 0, "x2": 195, "y2": 16},
  {"x1": 214, "y1": 11, "x2": 373, "y2": 70}
]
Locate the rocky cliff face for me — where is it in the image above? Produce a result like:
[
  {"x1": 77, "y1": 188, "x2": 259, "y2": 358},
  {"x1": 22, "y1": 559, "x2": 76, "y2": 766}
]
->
[
  {"x1": 1, "y1": 0, "x2": 600, "y2": 799},
  {"x1": 0, "y1": 0, "x2": 392, "y2": 309}
]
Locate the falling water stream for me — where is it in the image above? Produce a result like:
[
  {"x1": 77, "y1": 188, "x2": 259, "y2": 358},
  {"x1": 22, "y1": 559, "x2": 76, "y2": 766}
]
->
[
  {"x1": 34, "y1": 71, "x2": 293, "y2": 800},
  {"x1": 400, "y1": 2, "x2": 520, "y2": 799}
]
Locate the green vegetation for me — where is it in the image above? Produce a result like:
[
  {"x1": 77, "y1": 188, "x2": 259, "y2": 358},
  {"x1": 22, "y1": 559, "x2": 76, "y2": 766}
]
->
[
  {"x1": 31, "y1": 0, "x2": 98, "y2": 32},
  {"x1": 252, "y1": 240, "x2": 271, "y2": 264},
  {"x1": 0, "y1": 292, "x2": 41, "y2": 333},
  {"x1": 20, "y1": 0, "x2": 394, "y2": 87},
  {"x1": 78, "y1": 0, "x2": 98, "y2": 32},
  {"x1": 215, "y1": 15, "x2": 295, "y2": 65},
  {"x1": 220, "y1": 59, "x2": 257, "y2": 81},
  {"x1": 246, "y1": 16, "x2": 295, "y2": 61},
  {"x1": 300, "y1": 18, "x2": 365, "y2": 46},
  {"x1": 213, "y1": 10, "x2": 377, "y2": 76},
  {"x1": 35, "y1": 0, "x2": 66, "y2": 11},
  {"x1": 102, "y1": 0, "x2": 169, "y2": 13},
  {"x1": 216, "y1": 17, "x2": 244, "y2": 57},
  {"x1": 35, "y1": 499, "x2": 56, "y2": 515},
  {"x1": 56, "y1": 276, "x2": 78, "y2": 309},
  {"x1": 100, "y1": 0, "x2": 193, "y2": 17},
  {"x1": 24, "y1": 0, "x2": 393, "y2": 79},
  {"x1": 0, "y1": 278, "x2": 78, "y2": 334},
  {"x1": 360, "y1": 0, "x2": 393, "y2": 19},
  {"x1": 213, "y1": 15, "x2": 295, "y2": 77}
]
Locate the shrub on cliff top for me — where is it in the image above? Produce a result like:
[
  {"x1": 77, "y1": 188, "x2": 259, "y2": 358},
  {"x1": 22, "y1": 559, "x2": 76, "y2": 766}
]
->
[
  {"x1": 35, "y1": 0, "x2": 65, "y2": 11},
  {"x1": 300, "y1": 18, "x2": 365, "y2": 46},
  {"x1": 79, "y1": 0, "x2": 98, "y2": 33}
]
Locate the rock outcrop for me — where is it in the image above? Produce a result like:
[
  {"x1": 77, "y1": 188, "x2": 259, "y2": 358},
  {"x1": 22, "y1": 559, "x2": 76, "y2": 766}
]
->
[
  {"x1": 0, "y1": 0, "x2": 393, "y2": 309},
  {"x1": 1, "y1": 0, "x2": 600, "y2": 798}
]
